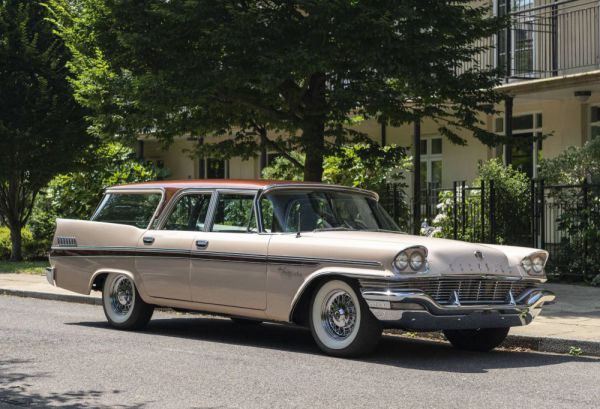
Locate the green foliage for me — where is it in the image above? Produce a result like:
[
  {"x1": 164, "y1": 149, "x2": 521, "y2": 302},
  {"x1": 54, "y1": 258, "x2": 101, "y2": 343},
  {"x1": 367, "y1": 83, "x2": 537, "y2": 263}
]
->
[
  {"x1": 323, "y1": 144, "x2": 410, "y2": 192},
  {"x1": 261, "y1": 152, "x2": 305, "y2": 181},
  {"x1": 538, "y1": 138, "x2": 600, "y2": 184},
  {"x1": 262, "y1": 143, "x2": 412, "y2": 229},
  {"x1": 538, "y1": 140, "x2": 600, "y2": 281},
  {"x1": 432, "y1": 159, "x2": 530, "y2": 245},
  {"x1": 0, "y1": 226, "x2": 46, "y2": 260},
  {"x1": 29, "y1": 142, "x2": 166, "y2": 244},
  {"x1": 49, "y1": 0, "x2": 505, "y2": 181},
  {"x1": 0, "y1": 0, "x2": 91, "y2": 260},
  {"x1": 0, "y1": 260, "x2": 49, "y2": 274}
]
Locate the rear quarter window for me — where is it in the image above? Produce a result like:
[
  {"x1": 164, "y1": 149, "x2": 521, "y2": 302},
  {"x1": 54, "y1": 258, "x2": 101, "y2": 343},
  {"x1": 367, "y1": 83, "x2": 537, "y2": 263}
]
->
[{"x1": 92, "y1": 192, "x2": 162, "y2": 228}]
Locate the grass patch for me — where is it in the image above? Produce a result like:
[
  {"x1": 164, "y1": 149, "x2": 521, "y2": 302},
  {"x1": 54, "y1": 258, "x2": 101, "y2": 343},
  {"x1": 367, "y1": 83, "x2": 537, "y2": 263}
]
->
[{"x1": 0, "y1": 260, "x2": 49, "y2": 275}]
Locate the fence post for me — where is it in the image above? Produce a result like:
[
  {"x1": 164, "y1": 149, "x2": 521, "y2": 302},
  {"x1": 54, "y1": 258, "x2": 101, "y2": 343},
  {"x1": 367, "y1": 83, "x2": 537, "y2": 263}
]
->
[
  {"x1": 490, "y1": 180, "x2": 496, "y2": 244},
  {"x1": 531, "y1": 179, "x2": 536, "y2": 248},
  {"x1": 453, "y1": 181, "x2": 458, "y2": 240},
  {"x1": 481, "y1": 180, "x2": 486, "y2": 243},
  {"x1": 540, "y1": 179, "x2": 545, "y2": 249},
  {"x1": 461, "y1": 181, "x2": 466, "y2": 239}
]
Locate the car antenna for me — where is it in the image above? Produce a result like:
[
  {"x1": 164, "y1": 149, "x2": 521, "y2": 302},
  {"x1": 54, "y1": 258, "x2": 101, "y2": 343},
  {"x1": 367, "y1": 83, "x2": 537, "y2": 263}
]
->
[{"x1": 296, "y1": 210, "x2": 301, "y2": 238}]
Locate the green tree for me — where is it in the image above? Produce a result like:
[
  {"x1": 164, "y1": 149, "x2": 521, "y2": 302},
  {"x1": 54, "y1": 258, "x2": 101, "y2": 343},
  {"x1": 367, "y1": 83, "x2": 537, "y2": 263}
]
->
[
  {"x1": 29, "y1": 142, "x2": 166, "y2": 245},
  {"x1": 0, "y1": 0, "x2": 90, "y2": 260},
  {"x1": 50, "y1": 0, "x2": 505, "y2": 182}
]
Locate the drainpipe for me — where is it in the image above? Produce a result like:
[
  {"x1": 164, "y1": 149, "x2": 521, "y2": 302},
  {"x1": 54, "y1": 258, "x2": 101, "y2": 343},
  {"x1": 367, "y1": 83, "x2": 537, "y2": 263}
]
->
[{"x1": 412, "y1": 119, "x2": 421, "y2": 235}]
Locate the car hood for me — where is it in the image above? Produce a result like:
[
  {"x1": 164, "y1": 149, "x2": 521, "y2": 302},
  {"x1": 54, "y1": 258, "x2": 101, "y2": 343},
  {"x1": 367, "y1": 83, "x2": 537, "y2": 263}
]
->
[{"x1": 301, "y1": 230, "x2": 535, "y2": 277}]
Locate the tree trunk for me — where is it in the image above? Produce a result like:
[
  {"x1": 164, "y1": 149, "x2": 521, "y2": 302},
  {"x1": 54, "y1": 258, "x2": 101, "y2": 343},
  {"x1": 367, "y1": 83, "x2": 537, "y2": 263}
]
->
[
  {"x1": 9, "y1": 221, "x2": 23, "y2": 262},
  {"x1": 302, "y1": 120, "x2": 325, "y2": 182},
  {"x1": 301, "y1": 73, "x2": 327, "y2": 182}
]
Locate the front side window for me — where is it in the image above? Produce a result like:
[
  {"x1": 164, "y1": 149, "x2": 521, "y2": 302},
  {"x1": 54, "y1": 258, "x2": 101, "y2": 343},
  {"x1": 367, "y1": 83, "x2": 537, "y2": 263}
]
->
[
  {"x1": 211, "y1": 193, "x2": 257, "y2": 233},
  {"x1": 92, "y1": 192, "x2": 162, "y2": 228},
  {"x1": 260, "y1": 190, "x2": 399, "y2": 233},
  {"x1": 162, "y1": 193, "x2": 212, "y2": 231}
]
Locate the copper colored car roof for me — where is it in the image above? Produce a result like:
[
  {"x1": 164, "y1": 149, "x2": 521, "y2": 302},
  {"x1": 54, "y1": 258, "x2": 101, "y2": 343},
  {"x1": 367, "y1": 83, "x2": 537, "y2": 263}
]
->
[{"x1": 113, "y1": 179, "x2": 322, "y2": 190}]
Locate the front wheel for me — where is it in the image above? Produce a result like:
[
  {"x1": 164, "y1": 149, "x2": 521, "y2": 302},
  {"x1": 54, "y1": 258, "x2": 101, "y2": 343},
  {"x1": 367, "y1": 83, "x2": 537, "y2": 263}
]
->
[
  {"x1": 443, "y1": 327, "x2": 510, "y2": 352},
  {"x1": 102, "y1": 273, "x2": 154, "y2": 330},
  {"x1": 309, "y1": 280, "x2": 381, "y2": 357}
]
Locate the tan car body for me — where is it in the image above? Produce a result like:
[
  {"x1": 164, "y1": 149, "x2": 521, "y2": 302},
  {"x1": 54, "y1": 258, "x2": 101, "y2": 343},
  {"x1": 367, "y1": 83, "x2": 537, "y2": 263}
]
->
[{"x1": 48, "y1": 180, "x2": 555, "y2": 330}]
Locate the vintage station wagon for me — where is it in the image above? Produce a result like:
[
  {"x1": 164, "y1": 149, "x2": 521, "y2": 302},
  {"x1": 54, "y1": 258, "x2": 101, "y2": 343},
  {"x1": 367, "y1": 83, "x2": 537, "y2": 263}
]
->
[{"x1": 47, "y1": 180, "x2": 555, "y2": 357}]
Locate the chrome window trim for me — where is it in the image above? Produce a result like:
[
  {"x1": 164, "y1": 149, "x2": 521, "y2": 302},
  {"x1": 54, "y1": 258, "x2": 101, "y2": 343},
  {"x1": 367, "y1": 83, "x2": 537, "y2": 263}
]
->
[
  {"x1": 154, "y1": 189, "x2": 216, "y2": 232},
  {"x1": 207, "y1": 189, "x2": 261, "y2": 234},
  {"x1": 261, "y1": 184, "x2": 378, "y2": 201},
  {"x1": 256, "y1": 186, "x2": 382, "y2": 234},
  {"x1": 92, "y1": 188, "x2": 166, "y2": 230}
]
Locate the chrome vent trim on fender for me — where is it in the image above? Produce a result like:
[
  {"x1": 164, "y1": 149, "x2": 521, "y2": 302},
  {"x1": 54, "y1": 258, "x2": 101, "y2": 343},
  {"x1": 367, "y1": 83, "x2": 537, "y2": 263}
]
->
[{"x1": 56, "y1": 236, "x2": 78, "y2": 247}]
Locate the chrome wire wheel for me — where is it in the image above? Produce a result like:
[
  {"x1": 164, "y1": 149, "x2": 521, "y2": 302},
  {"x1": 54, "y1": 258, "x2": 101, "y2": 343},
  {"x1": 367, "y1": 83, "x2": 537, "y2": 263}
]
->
[
  {"x1": 311, "y1": 280, "x2": 362, "y2": 351},
  {"x1": 103, "y1": 274, "x2": 136, "y2": 324},
  {"x1": 321, "y1": 290, "x2": 357, "y2": 340}
]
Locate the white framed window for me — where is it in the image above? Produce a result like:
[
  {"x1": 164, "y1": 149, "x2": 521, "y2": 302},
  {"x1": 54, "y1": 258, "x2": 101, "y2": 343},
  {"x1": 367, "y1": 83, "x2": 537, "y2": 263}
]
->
[
  {"x1": 494, "y1": 0, "x2": 536, "y2": 78},
  {"x1": 495, "y1": 112, "x2": 542, "y2": 178},
  {"x1": 590, "y1": 105, "x2": 600, "y2": 140},
  {"x1": 199, "y1": 158, "x2": 229, "y2": 179},
  {"x1": 420, "y1": 137, "x2": 443, "y2": 189}
]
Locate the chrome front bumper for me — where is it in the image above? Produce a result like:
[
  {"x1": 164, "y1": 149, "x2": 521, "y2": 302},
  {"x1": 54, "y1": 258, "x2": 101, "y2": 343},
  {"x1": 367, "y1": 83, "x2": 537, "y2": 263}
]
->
[
  {"x1": 46, "y1": 267, "x2": 56, "y2": 286},
  {"x1": 361, "y1": 288, "x2": 556, "y2": 330}
]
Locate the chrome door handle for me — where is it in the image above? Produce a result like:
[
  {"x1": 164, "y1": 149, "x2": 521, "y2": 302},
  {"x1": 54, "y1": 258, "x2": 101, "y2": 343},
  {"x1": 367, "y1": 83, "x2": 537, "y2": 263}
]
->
[
  {"x1": 143, "y1": 236, "x2": 155, "y2": 245},
  {"x1": 195, "y1": 240, "x2": 209, "y2": 249}
]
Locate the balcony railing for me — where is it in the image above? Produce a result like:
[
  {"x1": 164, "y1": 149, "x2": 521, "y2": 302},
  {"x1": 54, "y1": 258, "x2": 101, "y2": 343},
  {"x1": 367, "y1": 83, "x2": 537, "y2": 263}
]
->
[{"x1": 463, "y1": 0, "x2": 600, "y2": 81}]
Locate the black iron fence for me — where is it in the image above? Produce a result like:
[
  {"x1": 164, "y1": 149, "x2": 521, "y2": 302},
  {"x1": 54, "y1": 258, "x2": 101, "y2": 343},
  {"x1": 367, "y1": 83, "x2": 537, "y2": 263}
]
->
[
  {"x1": 380, "y1": 180, "x2": 600, "y2": 282},
  {"x1": 461, "y1": 0, "x2": 600, "y2": 81}
]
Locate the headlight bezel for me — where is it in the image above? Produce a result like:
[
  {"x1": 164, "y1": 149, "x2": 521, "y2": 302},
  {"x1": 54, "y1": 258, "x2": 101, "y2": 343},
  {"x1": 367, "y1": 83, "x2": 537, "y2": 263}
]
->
[
  {"x1": 393, "y1": 246, "x2": 428, "y2": 273},
  {"x1": 521, "y1": 252, "x2": 548, "y2": 275}
]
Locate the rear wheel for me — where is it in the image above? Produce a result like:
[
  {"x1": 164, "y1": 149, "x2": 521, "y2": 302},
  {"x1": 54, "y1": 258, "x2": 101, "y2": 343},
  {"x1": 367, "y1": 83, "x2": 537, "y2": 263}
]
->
[
  {"x1": 309, "y1": 279, "x2": 381, "y2": 357},
  {"x1": 102, "y1": 273, "x2": 154, "y2": 330},
  {"x1": 443, "y1": 327, "x2": 510, "y2": 352}
]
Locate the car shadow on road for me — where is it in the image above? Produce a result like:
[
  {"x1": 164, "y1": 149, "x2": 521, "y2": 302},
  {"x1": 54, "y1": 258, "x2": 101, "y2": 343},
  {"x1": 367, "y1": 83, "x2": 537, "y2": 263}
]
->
[
  {"x1": 0, "y1": 359, "x2": 148, "y2": 409},
  {"x1": 70, "y1": 315, "x2": 599, "y2": 374}
]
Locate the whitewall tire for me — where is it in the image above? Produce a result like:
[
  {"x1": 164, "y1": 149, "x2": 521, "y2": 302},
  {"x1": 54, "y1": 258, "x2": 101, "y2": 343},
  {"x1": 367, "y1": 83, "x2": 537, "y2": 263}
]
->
[
  {"x1": 102, "y1": 273, "x2": 154, "y2": 330},
  {"x1": 309, "y1": 279, "x2": 382, "y2": 357}
]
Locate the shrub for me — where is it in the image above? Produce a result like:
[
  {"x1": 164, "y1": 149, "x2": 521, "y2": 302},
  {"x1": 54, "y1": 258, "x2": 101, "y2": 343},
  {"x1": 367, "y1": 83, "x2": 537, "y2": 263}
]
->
[
  {"x1": 432, "y1": 159, "x2": 531, "y2": 245},
  {"x1": 0, "y1": 226, "x2": 46, "y2": 260}
]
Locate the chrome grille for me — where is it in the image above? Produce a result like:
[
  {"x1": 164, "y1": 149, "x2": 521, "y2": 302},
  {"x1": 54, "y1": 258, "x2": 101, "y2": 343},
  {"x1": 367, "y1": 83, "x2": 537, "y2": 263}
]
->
[{"x1": 360, "y1": 278, "x2": 538, "y2": 305}]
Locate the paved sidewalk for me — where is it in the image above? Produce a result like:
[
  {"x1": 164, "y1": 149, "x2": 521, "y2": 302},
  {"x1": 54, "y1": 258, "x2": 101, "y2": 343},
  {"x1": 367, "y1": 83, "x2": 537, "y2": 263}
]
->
[{"x1": 1, "y1": 273, "x2": 599, "y2": 355}]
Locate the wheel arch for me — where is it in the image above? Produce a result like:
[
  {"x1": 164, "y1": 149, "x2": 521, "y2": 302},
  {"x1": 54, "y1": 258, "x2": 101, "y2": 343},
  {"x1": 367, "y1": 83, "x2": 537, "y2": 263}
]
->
[
  {"x1": 289, "y1": 271, "x2": 379, "y2": 325},
  {"x1": 89, "y1": 269, "x2": 136, "y2": 293}
]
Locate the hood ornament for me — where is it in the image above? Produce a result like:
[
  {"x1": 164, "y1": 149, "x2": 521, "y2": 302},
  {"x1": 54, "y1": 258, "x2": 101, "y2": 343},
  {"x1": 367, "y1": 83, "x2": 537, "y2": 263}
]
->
[{"x1": 474, "y1": 250, "x2": 483, "y2": 260}]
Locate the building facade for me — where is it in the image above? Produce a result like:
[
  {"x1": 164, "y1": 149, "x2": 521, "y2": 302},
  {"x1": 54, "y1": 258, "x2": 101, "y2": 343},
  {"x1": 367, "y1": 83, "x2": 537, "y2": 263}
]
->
[{"x1": 140, "y1": 0, "x2": 600, "y2": 190}]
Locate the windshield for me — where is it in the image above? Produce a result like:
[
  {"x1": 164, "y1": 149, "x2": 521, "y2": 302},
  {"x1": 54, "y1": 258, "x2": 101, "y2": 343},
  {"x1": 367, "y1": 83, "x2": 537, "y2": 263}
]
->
[
  {"x1": 92, "y1": 192, "x2": 162, "y2": 228},
  {"x1": 260, "y1": 189, "x2": 400, "y2": 233}
]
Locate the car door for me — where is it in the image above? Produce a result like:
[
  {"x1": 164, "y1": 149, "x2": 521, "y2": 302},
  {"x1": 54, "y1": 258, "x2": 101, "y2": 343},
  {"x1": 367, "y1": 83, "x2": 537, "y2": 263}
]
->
[
  {"x1": 135, "y1": 190, "x2": 213, "y2": 301},
  {"x1": 190, "y1": 190, "x2": 269, "y2": 310}
]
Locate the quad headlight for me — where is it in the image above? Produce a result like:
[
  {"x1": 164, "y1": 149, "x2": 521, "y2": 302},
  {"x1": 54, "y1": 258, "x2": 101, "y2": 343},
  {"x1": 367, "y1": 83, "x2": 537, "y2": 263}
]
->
[
  {"x1": 393, "y1": 252, "x2": 409, "y2": 271},
  {"x1": 394, "y1": 247, "x2": 427, "y2": 273},
  {"x1": 521, "y1": 253, "x2": 547, "y2": 275}
]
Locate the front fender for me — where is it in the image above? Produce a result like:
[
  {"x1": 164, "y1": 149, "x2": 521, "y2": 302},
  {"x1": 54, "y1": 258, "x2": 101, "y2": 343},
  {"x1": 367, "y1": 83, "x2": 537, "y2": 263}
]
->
[{"x1": 288, "y1": 266, "x2": 395, "y2": 321}]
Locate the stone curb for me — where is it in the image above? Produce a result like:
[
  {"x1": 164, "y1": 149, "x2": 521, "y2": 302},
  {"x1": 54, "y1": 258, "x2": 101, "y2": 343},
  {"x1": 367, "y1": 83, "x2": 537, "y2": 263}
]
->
[
  {"x1": 2, "y1": 287, "x2": 599, "y2": 358},
  {"x1": 0, "y1": 288, "x2": 102, "y2": 306},
  {"x1": 385, "y1": 329, "x2": 600, "y2": 358}
]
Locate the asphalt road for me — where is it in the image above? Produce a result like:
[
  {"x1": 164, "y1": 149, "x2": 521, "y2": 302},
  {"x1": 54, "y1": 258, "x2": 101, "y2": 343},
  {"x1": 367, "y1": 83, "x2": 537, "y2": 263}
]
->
[{"x1": 1, "y1": 296, "x2": 599, "y2": 409}]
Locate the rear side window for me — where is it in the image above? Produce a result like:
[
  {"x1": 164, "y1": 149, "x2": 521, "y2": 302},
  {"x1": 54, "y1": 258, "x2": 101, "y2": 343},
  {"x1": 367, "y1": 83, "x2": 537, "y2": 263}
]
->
[{"x1": 92, "y1": 192, "x2": 162, "y2": 228}]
